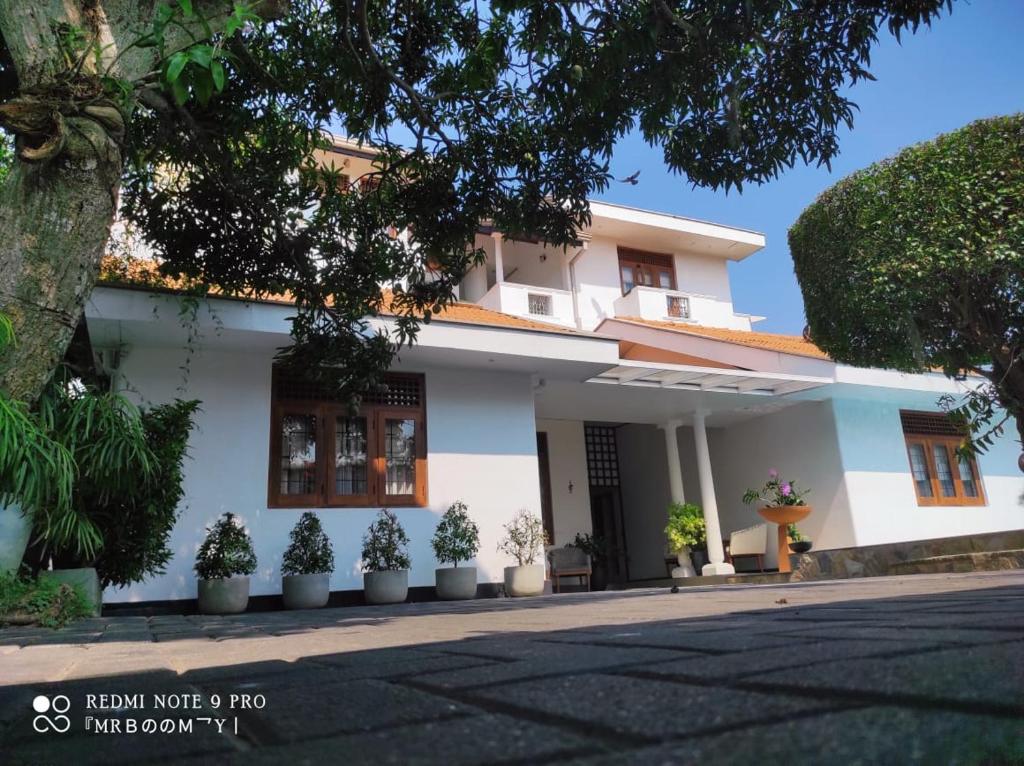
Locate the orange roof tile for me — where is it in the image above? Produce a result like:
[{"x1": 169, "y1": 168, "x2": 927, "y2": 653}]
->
[
  {"x1": 608, "y1": 317, "x2": 831, "y2": 360},
  {"x1": 98, "y1": 256, "x2": 584, "y2": 337}
]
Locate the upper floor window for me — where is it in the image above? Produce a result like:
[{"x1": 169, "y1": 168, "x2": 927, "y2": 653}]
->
[
  {"x1": 618, "y1": 248, "x2": 675, "y2": 294},
  {"x1": 901, "y1": 410, "x2": 985, "y2": 507},
  {"x1": 270, "y1": 369, "x2": 427, "y2": 508}
]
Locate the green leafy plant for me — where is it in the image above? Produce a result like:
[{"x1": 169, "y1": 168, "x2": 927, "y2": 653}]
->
[
  {"x1": 743, "y1": 470, "x2": 810, "y2": 508},
  {"x1": 431, "y1": 501, "x2": 480, "y2": 567},
  {"x1": 786, "y1": 524, "x2": 806, "y2": 543},
  {"x1": 282, "y1": 512, "x2": 334, "y2": 576},
  {"x1": 0, "y1": 573, "x2": 92, "y2": 629},
  {"x1": 361, "y1": 509, "x2": 410, "y2": 572},
  {"x1": 789, "y1": 114, "x2": 1024, "y2": 461},
  {"x1": 497, "y1": 510, "x2": 547, "y2": 566},
  {"x1": 571, "y1": 532, "x2": 607, "y2": 565},
  {"x1": 194, "y1": 512, "x2": 257, "y2": 580},
  {"x1": 664, "y1": 503, "x2": 706, "y2": 553}
]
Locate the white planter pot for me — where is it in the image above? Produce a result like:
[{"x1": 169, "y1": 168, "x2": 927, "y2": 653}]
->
[
  {"x1": 0, "y1": 504, "x2": 31, "y2": 575},
  {"x1": 40, "y1": 567, "x2": 102, "y2": 617},
  {"x1": 504, "y1": 564, "x2": 545, "y2": 597},
  {"x1": 197, "y1": 576, "x2": 250, "y2": 615},
  {"x1": 671, "y1": 548, "x2": 696, "y2": 578},
  {"x1": 363, "y1": 570, "x2": 409, "y2": 605},
  {"x1": 435, "y1": 567, "x2": 477, "y2": 600},
  {"x1": 282, "y1": 572, "x2": 330, "y2": 610}
]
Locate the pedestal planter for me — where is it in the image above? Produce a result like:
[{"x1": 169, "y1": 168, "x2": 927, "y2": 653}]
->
[
  {"x1": 435, "y1": 567, "x2": 478, "y2": 600},
  {"x1": 0, "y1": 504, "x2": 31, "y2": 576},
  {"x1": 503, "y1": 564, "x2": 545, "y2": 597},
  {"x1": 282, "y1": 573, "x2": 330, "y2": 610},
  {"x1": 198, "y1": 576, "x2": 250, "y2": 615},
  {"x1": 364, "y1": 570, "x2": 409, "y2": 605},
  {"x1": 757, "y1": 505, "x2": 812, "y2": 574},
  {"x1": 41, "y1": 567, "x2": 102, "y2": 617}
]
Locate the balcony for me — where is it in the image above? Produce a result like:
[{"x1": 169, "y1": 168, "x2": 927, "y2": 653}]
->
[
  {"x1": 613, "y1": 286, "x2": 753, "y2": 330},
  {"x1": 478, "y1": 282, "x2": 576, "y2": 328}
]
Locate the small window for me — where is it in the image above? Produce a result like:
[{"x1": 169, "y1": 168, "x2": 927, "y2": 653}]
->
[
  {"x1": 901, "y1": 411, "x2": 985, "y2": 507},
  {"x1": 528, "y1": 293, "x2": 553, "y2": 316},
  {"x1": 666, "y1": 295, "x2": 690, "y2": 319},
  {"x1": 270, "y1": 370, "x2": 427, "y2": 507}
]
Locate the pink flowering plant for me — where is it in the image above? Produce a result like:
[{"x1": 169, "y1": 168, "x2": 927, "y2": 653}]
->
[{"x1": 742, "y1": 469, "x2": 810, "y2": 507}]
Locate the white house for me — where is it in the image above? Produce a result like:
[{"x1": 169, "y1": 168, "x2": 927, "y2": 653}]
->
[{"x1": 85, "y1": 139, "x2": 1023, "y2": 606}]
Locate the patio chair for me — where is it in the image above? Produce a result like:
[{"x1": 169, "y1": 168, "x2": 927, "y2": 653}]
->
[
  {"x1": 548, "y1": 546, "x2": 592, "y2": 593},
  {"x1": 727, "y1": 523, "x2": 768, "y2": 572}
]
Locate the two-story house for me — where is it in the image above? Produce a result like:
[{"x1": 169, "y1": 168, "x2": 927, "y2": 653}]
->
[{"x1": 86, "y1": 137, "x2": 1023, "y2": 606}]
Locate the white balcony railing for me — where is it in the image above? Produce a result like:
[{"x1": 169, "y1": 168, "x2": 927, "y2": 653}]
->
[
  {"x1": 478, "y1": 282, "x2": 576, "y2": 328},
  {"x1": 613, "y1": 286, "x2": 752, "y2": 330}
]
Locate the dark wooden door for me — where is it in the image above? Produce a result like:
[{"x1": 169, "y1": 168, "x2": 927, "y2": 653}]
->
[{"x1": 536, "y1": 432, "x2": 555, "y2": 544}]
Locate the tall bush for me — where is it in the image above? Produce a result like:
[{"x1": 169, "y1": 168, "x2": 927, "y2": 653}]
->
[
  {"x1": 361, "y1": 509, "x2": 410, "y2": 572},
  {"x1": 431, "y1": 501, "x2": 480, "y2": 567},
  {"x1": 282, "y1": 512, "x2": 335, "y2": 576},
  {"x1": 195, "y1": 513, "x2": 257, "y2": 580},
  {"x1": 497, "y1": 510, "x2": 547, "y2": 566}
]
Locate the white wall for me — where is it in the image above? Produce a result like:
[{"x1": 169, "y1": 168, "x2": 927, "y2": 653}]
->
[
  {"x1": 535, "y1": 419, "x2": 592, "y2": 546},
  {"x1": 616, "y1": 424, "x2": 702, "y2": 580},
  {"x1": 708, "y1": 401, "x2": 854, "y2": 568},
  {"x1": 832, "y1": 398, "x2": 1024, "y2": 546},
  {"x1": 105, "y1": 344, "x2": 544, "y2": 603}
]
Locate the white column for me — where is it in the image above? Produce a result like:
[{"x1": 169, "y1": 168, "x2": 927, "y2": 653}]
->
[
  {"x1": 692, "y1": 410, "x2": 734, "y2": 575},
  {"x1": 492, "y1": 232, "x2": 505, "y2": 283},
  {"x1": 659, "y1": 419, "x2": 685, "y2": 504}
]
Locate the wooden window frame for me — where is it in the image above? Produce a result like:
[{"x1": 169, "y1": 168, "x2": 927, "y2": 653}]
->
[
  {"x1": 617, "y1": 247, "x2": 676, "y2": 295},
  {"x1": 268, "y1": 374, "x2": 428, "y2": 508},
  {"x1": 903, "y1": 434, "x2": 986, "y2": 507}
]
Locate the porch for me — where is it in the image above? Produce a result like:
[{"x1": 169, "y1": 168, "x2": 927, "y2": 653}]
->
[{"x1": 533, "y1": 360, "x2": 839, "y2": 587}]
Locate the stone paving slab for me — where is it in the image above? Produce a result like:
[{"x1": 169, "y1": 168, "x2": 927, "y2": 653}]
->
[{"x1": 2, "y1": 571, "x2": 1024, "y2": 764}]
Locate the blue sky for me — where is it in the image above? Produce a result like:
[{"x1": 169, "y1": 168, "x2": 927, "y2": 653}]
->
[{"x1": 595, "y1": 1, "x2": 1024, "y2": 335}]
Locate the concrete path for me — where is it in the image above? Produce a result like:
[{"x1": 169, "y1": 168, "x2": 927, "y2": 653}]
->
[{"x1": 2, "y1": 571, "x2": 1023, "y2": 764}]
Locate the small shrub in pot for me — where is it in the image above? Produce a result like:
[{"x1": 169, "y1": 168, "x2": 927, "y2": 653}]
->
[
  {"x1": 195, "y1": 513, "x2": 256, "y2": 614},
  {"x1": 281, "y1": 512, "x2": 334, "y2": 609},
  {"x1": 361, "y1": 509, "x2": 410, "y2": 605},
  {"x1": 431, "y1": 501, "x2": 480, "y2": 600},
  {"x1": 498, "y1": 509, "x2": 548, "y2": 597}
]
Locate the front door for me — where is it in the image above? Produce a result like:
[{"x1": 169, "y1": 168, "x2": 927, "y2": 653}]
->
[{"x1": 584, "y1": 425, "x2": 629, "y2": 585}]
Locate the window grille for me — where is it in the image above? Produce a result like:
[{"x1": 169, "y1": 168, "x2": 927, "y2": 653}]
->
[
  {"x1": 900, "y1": 410, "x2": 962, "y2": 437},
  {"x1": 528, "y1": 293, "x2": 553, "y2": 316},
  {"x1": 274, "y1": 368, "x2": 422, "y2": 408},
  {"x1": 666, "y1": 295, "x2": 690, "y2": 319}
]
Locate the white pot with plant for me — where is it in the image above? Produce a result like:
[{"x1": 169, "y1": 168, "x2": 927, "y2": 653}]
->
[
  {"x1": 664, "y1": 502, "x2": 706, "y2": 578},
  {"x1": 431, "y1": 500, "x2": 480, "y2": 600},
  {"x1": 195, "y1": 513, "x2": 257, "y2": 614},
  {"x1": 281, "y1": 512, "x2": 334, "y2": 609},
  {"x1": 362, "y1": 509, "x2": 410, "y2": 605},
  {"x1": 498, "y1": 509, "x2": 548, "y2": 597}
]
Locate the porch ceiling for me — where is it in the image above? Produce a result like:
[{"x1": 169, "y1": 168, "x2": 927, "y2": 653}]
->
[{"x1": 588, "y1": 359, "x2": 832, "y2": 397}]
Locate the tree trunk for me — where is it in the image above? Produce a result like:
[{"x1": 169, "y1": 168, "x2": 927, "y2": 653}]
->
[{"x1": 0, "y1": 2, "x2": 128, "y2": 402}]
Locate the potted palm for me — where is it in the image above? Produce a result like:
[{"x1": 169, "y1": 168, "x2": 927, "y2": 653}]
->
[
  {"x1": 195, "y1": 513, "x2": 257, "y2": 614},
  {"x1": 431, "y1": 500, "x2": 480, "y2": 600},
  {"x1": 362, "y1": 509, "x2": 410, "y2": 604},
  {"x1": 787, "y1": 523, "x2": 813, "y2": 554},
  {"x1": 498, "y1": 509, "x2": 548, "y2": 597},
  {"x1": 281, "y1": 512, "x2": 334, "y2": 609},
  {"x1": 664, "y1": 502, "x2": 706, "y2": 577},
  {"x1": 743, "y1": 470, "x2": 812, "y2": 573}
]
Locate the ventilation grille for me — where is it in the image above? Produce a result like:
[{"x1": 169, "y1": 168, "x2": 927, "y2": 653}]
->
[
  {"x1": 585, "y1": 425, "x2": 621, "y2": 487},
  {"x1": 900, "y1": 410, "x2": 962, "y2": 437},
  {"x1": 617, "y1": 248, "x2": 673, "y2": 268},
  {"x1": 274, "y1": 368, "x2": 423, "y2": 408}
]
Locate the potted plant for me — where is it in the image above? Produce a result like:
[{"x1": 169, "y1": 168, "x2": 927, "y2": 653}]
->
[
  {"x1": 497, "y1": 509, "x2": 548, "y2": 597},
  {"x1": 664, "y1": 502, "x2": 706, "y2": 577},
  {"x1": 571, "y1": 532, "x2": 610, "y2": 591},
  {"x1": 194, "y1": 513, "x2": 257, "y2": 614},
  {"x1": 431, "y1": 500, "x2": 480, "y2": 600},
  {"x1": 281, "y1": 512, "x2": 334, "y2": 609},
  {"x1": 361, "y1": 509, "x2": 410, "y2": 604},
  {"x1": 743, "y1": 469, "x2": 812, "y2": 573},
  {"x1": 787, "y1": 523, "x2": 813, "y2": 554}
]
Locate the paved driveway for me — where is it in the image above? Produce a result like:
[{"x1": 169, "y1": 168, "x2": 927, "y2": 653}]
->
[{"x1": 2, "y1": 571, "x2": 1023, "y2": 764}]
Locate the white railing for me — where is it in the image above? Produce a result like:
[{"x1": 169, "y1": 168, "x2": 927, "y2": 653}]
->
[
  {"x1": 613, "y1": 286, "x2": 752, "y2": 330},
  {"x1": 478, "y1": 282, "x2": 576, "y2": 328}
]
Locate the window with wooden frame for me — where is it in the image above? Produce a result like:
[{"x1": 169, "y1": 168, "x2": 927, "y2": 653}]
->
[
  {"x1": 269, "y1": 369, "x2": 427, "y2": 508},
  {"x1": 617, "y1": 247, "x2": 676, "y2": 294},
  {"x1": 901, "y1": 411, "x2": 985, "y2": 507}
]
